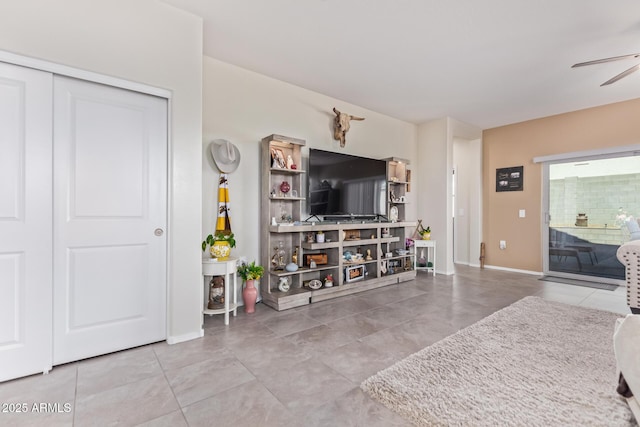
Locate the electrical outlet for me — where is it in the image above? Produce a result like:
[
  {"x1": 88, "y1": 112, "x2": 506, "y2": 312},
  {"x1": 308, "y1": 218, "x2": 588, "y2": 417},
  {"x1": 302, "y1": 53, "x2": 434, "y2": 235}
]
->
[{"x1": 499, "y1": 240, "x2": 507, "y2": 250}]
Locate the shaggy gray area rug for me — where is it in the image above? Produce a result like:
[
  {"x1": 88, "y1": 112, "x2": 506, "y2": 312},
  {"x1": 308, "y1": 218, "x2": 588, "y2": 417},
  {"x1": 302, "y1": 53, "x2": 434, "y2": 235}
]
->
[{"x1": 361, "y1": 296, "x2": 636, "y2": 426}]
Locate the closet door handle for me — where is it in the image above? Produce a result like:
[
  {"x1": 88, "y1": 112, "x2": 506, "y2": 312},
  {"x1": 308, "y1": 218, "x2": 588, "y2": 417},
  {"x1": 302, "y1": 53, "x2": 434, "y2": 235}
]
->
[{"x1": 154, "y1": 228, "x2": 164, "y2": 237}]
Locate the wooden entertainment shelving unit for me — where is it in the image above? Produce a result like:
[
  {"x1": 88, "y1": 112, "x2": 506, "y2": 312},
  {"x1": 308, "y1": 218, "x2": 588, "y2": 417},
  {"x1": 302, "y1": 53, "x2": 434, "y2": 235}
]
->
[{"x1": 260, "y1": 134, "x2": 416, "y2": 311}]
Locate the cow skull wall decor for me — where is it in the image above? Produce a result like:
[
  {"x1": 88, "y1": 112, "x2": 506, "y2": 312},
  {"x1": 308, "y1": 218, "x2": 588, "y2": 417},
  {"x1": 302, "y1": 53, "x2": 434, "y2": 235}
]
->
[{"x1": 333, "y1": 107, "x2": 364, "y2": 147}]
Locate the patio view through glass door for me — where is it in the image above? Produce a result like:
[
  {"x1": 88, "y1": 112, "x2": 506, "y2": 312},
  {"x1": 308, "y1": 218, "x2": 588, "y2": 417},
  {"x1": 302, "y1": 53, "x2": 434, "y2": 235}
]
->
[{"x1": 547, "y1": 155, "x2": 640, "y2": 281}]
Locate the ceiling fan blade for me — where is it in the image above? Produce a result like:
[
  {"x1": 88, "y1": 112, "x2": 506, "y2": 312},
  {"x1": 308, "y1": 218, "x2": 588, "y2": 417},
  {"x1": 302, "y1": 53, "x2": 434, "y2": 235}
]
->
[
  {"x1": 572, "y1": 53, "x2": 640, "y2": 68},
  {"x1": 601, "y1": 63, "x2": 640, "y2": 86}
]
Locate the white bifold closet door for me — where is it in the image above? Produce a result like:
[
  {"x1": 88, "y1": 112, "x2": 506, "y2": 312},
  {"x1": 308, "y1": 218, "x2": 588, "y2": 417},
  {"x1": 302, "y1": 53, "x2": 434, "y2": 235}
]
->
[
  {"x1": 0, "y1": 62, "x2": 168, "y2": 381},
  {"x1": 0, "y1": 62, "x2": 54, "y2": 381}
]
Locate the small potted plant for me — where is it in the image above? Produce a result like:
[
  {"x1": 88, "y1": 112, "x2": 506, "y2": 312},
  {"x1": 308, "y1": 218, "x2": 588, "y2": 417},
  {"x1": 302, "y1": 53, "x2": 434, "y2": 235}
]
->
[
  {"x1": 202, "y1": 232, "x2": 236, "y2": 260},
  {"x1": 237, "y1": 260, "x2": 264, "y2": 281},
  {"x1": 237, "y1": 260, "x2": 264, "y2": 313},
  {"x1": 419, "y1": 226, "x2": 431, "y2": 240}
]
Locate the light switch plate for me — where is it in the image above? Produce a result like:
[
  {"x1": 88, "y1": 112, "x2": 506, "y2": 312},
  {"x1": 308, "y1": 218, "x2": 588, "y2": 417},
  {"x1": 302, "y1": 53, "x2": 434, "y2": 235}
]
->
[{"x1": 519, "y1": 209, "x2": 526, "y2": 218}]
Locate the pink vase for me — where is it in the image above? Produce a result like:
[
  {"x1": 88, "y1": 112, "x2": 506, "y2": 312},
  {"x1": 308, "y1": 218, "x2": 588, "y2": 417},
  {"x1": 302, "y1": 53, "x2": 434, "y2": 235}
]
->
[{"x1": 242, "y1": 279, "x2": 258, "y2": 314}]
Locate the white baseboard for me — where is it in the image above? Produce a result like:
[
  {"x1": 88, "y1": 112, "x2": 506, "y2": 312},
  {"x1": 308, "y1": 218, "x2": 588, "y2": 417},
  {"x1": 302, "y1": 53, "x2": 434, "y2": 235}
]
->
[
  {"x1": 483, "y1": 264, "x2": 542, "y2": 276},
  {"x1": 166, "y1": 329, "x2": 204, "y2": 345},
  {"x1": 454, "y1": 261, "x2": 483, "y2": 268}
]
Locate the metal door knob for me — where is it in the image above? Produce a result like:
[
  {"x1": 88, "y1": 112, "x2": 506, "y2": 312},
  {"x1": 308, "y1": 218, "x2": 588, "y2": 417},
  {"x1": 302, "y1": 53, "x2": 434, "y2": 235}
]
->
[{"x1": 154, "y1": 228, "x2": 164, "y2": 236}]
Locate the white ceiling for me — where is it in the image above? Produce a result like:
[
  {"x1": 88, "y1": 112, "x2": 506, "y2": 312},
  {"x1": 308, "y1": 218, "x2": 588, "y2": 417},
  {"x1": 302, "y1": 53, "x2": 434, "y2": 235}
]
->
[{"x1": 163, "y1": 0, "x2": 640, "y2": 129}]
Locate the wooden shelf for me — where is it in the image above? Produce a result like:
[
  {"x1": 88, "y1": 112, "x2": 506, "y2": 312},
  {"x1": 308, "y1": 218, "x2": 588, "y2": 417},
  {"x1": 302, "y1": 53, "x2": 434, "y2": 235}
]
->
[
  {"x1": 268, "y1": 264, "x2": 338, "y2": 276},
  {"x1": 270, "y1": 196, "x2": 304, "y2": 201},
  {"x1": 380, "y1": 236, "x2": 401, "y2": 244},
  {"x1": 301, "y1": 241, "x2": 340, "y2": 250},
  {"x1": 342, "y1": 238, "x2": 378, "y2": 247},
  {"x1": 270, "y1": 168, "x2": 306, "y2": 174}
]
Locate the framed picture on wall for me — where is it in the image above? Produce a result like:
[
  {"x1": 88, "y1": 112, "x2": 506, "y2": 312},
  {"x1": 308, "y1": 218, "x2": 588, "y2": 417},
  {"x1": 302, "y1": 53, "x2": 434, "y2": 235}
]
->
[{"x1": 496, "y1": 166, "x2": 523, "y2": 192}]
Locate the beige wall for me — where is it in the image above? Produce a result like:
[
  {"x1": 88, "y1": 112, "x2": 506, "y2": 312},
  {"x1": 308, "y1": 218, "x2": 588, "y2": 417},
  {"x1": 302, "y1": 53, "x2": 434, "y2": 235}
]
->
[
  {"x1": 0, "y1": 0, "x2": 204, "y2": 342},
  {"x1": 483, "y1": 98, "x2": 640, "y2": 272},
  {"x1": 202, "y1": 57, "x2": 417, "y2": 300}
]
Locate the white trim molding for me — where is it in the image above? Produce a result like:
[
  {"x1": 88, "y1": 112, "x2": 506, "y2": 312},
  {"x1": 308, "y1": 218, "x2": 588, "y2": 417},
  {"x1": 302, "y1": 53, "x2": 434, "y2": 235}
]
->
[
  {"x1": 533, "y1": 144, "x2": 640, "y2": 164},
  {"x1": 0, "y1": 49, "x2": 171, "y2": 99},
  {"x1": 483, "y1": 264, "x2": 543, "y2": 276},
  {"x1": 167, "y1": 329, "x2": 204, "y2": 345}
]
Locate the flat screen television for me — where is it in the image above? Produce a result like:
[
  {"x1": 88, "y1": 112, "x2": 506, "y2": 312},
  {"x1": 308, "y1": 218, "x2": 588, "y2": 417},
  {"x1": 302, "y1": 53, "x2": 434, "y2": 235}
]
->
[{"x1": 308, "y1": 149, "x2": 387, "y2": 220}]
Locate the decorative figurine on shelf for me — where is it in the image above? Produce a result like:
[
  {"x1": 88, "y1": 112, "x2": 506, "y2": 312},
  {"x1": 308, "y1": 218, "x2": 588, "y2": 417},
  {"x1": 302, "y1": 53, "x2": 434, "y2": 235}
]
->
[
  {"x1": 280, "y1": 181, "x2": 290, "y2": 195},
  {"x1": 279, "y1": 201, "x2": 292, "y2": 223},
  {"x1": 208, "y1": 276, "x2": 225, "y2": 309},
  {"x1": 324, "y1": 274, "x2": 334, "y2": 288},
  {"x1": 306, "y1": 232, "x2": 315, "y2": 243},
  {"x1": 309, "y1": 259, "x2": 317, "y2": 269},
  {"x1": 285, "y1": 262, "x2": 298, "y2": 272},
  {"x1": 271, "y1": 241, "x2": 286, "y2": 270},
  {"x1": 286, "y1": 154, "x2": 294, "y2": 169},
  {"x1": 278, "y1": 277, "x2": 290, "y2": 292},
  {"x1": 292, "y1": 246, "x2": 299, "y2": 264},
  {"x1": 280, "y1": 212, "x2": 292, "y2": 223},
  {"x1": 365, "y1": 249, "x2": 373, "y2": 261}
]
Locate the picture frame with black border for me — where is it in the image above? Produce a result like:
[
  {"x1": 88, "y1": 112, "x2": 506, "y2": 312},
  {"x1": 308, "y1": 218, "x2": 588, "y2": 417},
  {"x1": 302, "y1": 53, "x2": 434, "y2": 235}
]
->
[{"x1": 496, "y1": 166, "x2": 523, "y2": 192}]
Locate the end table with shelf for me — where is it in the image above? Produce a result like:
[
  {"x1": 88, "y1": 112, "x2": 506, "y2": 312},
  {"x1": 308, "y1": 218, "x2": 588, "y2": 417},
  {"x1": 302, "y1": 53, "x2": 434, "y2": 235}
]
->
[
  {"x1": 414, "y1": 240, "x2": 436, "y2": 275},
  {"x1": 202, "y1": 257, "x2": 238, "y2": 325}
]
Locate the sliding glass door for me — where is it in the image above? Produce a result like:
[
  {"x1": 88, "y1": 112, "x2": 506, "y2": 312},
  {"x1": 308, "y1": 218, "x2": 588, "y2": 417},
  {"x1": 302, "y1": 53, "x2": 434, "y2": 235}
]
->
[{"x1": 544, "y1": 155, "x2": 640, "y2": 282}]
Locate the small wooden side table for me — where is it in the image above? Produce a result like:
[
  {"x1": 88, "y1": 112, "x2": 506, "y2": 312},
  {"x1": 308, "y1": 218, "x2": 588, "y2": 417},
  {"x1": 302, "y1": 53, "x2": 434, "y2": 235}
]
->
[
  {"x1": 202, "y1": 257, "x2": 238, "y2": 325},
  {"x1": 414, "y1": 240, "x2": 436, "y2": 276}
]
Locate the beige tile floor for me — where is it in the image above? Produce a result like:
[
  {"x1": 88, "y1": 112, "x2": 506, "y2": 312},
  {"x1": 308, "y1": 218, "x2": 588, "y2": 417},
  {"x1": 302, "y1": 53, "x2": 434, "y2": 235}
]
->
[{"x1": 0, "y1": 266, "x2": 631, "y2": 426}]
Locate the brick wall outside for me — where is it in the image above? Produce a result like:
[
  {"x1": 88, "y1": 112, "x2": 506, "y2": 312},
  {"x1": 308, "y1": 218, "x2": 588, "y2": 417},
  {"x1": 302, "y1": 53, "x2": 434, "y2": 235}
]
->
[{"x1": 550, "y1": 173, "x2": 640, "y2": 244}]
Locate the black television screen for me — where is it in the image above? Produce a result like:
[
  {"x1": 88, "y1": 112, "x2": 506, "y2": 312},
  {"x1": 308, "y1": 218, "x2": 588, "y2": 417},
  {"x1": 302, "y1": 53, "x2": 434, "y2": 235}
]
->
[{"x1": 308, "y1": 149, "x2": 387, "y2": 219}]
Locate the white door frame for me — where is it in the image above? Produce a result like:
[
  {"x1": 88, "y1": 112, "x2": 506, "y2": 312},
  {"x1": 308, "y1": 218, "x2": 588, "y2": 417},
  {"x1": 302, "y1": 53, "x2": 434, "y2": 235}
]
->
[{"x1": 0, "y1": 51, "x2": 170, "y2": 99}]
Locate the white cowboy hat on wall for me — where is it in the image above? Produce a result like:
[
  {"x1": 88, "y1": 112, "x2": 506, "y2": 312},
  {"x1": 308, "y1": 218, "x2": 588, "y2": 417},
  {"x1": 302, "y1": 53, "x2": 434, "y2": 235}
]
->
[{"x1": 211, "y1": 139, "x2": 241, "y2": 173}]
